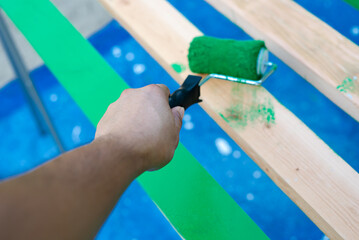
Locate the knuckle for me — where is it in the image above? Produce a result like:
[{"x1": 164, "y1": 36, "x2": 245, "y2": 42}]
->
[
  {"x1": 146, "y1": 84, "x2": 159, "y2": 92},
  {"x1": 107, "y1": 103, "x2": 113, "y2": 110},
  {"x1": 121, "y1": 89, "x2": 130, "y2": 96},
  {"x1": 157, "y1": 83, "x2": 167, "y2": 89},
  {"x1": 145, "y1": 84, "x2": 170, "y2": 96},
  {"x1": 159, "y1": 84, "x2": 170, "y2": 94},
  {"x1": 120, "y1": 88, "x2": 136, "y2": 99}
]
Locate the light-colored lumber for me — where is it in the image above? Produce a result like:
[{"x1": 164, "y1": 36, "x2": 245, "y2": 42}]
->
[
  {"x1": 205, "y1": 0, "x2": 359, "y2": 122},
  {"x1": 100, "y1": 0, "x2": 359, "y2": 239}
]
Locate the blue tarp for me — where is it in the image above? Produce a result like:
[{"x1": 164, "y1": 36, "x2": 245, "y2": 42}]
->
[{"x1": 0, "y1": 0, "x2": 358, "y2": 239}]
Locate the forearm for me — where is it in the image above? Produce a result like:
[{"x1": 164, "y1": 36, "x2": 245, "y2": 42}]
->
[
  {"x1": 0, "y1": 136, "x2": 143, "y2": 240},
  {"x1": 0, "y1": 84, "x2": 183, "y2": 239}
]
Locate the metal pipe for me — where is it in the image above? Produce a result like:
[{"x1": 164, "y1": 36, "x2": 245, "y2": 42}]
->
[{"x1": 0, "y1": 10, "x2": 65, "y2": 153}]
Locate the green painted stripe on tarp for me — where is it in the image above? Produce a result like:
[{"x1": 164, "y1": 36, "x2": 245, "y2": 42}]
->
[
  {"x1": 344, "y1": 0, "x2": 359, "y2": 10},
  {"x1": 0, "y1": 1, "x2": 268, "y2": 239}
]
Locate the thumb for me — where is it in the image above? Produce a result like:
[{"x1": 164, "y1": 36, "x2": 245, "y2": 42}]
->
[{"x1": 171, "y1": 106, "x2": 184, "y2": 133}]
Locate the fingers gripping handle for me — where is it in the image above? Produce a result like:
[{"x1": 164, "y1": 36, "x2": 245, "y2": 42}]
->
[{"x1": 169, "y1": 75, "x2": 202, "y2": 110}]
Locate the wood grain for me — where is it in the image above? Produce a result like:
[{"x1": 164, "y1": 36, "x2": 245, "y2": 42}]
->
[
  {"x1": 99, "y1": 0, "x2": 359, "y2": 239},
  {"x1": 206, "y1": 0, "x2": 359, "y2": 122}
]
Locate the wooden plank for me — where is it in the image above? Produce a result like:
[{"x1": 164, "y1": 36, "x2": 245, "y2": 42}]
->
[
  {"x1": 99, "y1": 0, "x2": 359, "y2": 239},
  {"x1": 205, "y1": 0, "x2": 359, "y2": 122}
]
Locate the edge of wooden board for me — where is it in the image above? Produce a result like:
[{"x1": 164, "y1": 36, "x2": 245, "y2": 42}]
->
[{"x1": 205, "y1": 0, "x2": 359, "y2": 122}]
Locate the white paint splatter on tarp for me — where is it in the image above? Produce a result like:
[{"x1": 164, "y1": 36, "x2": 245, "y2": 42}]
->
[
  {"x1": 183, "y1": 114, "x2": 194, "y2": 130},
  {"x1": 246, "y1": 193, "x2": 254, "y2": 201},
  {"x1": 351, "y1": 26, "x2": 359, "y2": 36},
  {"x1": 184, "y1": 121, "x2": 194, "y2": 130},
  {"x1": 126, "y1": 52, "x2": 135, "y2": 61},
  {"x1": 112, "y1": 46, "x2": 122, "y2": 58},
  {"x1": 133, "y1": 64, "x2": 146, "y2": 75},
  {"x1": 50, "y1": 94, "x2": 58, "y2": 102},
  {"x1": 72, "y1": 125, "x2": 81, "y2": 144},
  {"x1": 215, "y1": 138, "x2": 232, "y2": 156},
  {"x1": 183, "y1": 114, "x2": 191, "y2": 122},
  {"x1": 253, "y1": 170, "x2": 262, "y2": 179},
  {"x1": 233, "y1": 150, "x2": 241, "y2": 159}
]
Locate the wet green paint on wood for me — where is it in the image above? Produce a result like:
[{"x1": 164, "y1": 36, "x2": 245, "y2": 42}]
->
[
  {"x1": 219, "y1": 113, "x2": 230, "y2": 123},
  {"x1": 171, "y1": 63, "x2": 187, "y2": 73},
  {"x1": 220, "y1": 85, "x2": 275, "y2": 128},
  {"x1": 337, "y1": 77, "x2": 358, "y2": 95}
]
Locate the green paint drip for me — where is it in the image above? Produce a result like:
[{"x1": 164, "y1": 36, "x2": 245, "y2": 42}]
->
[
  {"x1": 171, "y1": 63, "x2": 186, "y2": 73},
  {"x1": 337, "y1": 77, "x2": 358, "y2": 95},
  {"x1": 0, "y1": 1, "x2": 268, "y2": 239},
  {"x1": 188, "y1": 36, "x2": 265, "y2": 80},
  {"x1": 220, "y1": 85, "x2": 275, "y2": 128},
  {"x1": 219, "y1": 113, "x2": 230, "y2": 123}
]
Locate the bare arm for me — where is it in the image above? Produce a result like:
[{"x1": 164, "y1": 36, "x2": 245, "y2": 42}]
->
[{"x1": 0, "y1": 84, "x2": 184, "y2": 240}]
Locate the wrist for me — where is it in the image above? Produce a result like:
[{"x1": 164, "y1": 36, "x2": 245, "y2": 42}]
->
[{"x1": 92, "y1": 135, "x2": 146, "y2": 177}]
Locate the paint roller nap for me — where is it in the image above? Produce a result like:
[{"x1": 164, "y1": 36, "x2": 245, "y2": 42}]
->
[{"x1": 188, "y1": 36, "x2": 265, "y2": 80}]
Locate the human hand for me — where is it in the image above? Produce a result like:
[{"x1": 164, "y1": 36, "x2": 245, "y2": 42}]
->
[{"x1": 95, "y1": 84, "x2": 184, "y2": 172}]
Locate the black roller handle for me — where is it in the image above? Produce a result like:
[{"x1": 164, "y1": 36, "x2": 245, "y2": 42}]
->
[{"x1": 169, "y1": 75, "x2": 202, "y2": 110}]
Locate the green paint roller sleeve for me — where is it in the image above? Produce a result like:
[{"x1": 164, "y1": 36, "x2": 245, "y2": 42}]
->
[{"x1": 188, "y1": 36, "x2": 265, "y2": 80}]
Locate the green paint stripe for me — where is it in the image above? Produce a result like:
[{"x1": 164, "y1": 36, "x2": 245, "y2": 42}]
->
[
  {"x1": 343, "y1": 0, "x2": 359, "y2": 10},
  {"x1": 0, "y1": 1, "x2": 268, "y2": 239}
]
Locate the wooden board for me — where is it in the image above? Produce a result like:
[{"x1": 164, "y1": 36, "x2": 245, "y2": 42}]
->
[
  {"x1": 205, "y1": 0, "x2": 359, "y2": 123},
  {"x1": 99, "y1": 0, "x2": 359, "y2": 239}
]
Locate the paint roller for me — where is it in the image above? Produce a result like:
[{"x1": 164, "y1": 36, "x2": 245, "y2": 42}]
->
[{"x1": 169, "y1": 36, "x2": 277, "y2": 109}]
